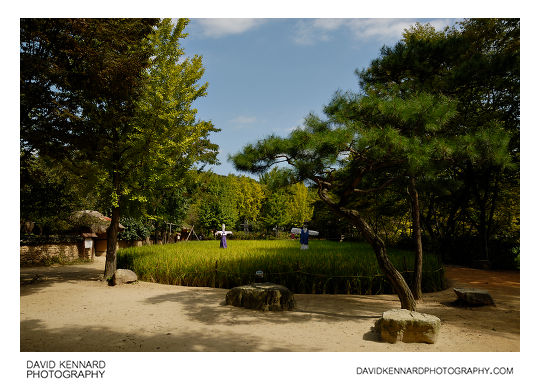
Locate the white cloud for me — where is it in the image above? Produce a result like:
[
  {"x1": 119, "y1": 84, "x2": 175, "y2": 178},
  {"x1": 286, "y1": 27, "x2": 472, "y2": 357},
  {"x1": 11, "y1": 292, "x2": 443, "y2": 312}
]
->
[
  {"x1": 312, "y1": 18, "x2": 347, "y2": 31},
  {"x1": 347, "y1": 19, "x2": 415, "y2": 40},
  {"x1": 293, "y1": 18, "x2": 457, "y2": 45},
  {"x1": 195, "y1": 18, "x2": 266, "y2": 38},
  {"x1": 230, "y1": 115, "x2": 257, "y2": 125},
  {"x1": 293, "y1": 19, "x2": 335, "y2": 45},
  {"x1": 281, "y1": 120, "x2": 305, "y2": 133}
]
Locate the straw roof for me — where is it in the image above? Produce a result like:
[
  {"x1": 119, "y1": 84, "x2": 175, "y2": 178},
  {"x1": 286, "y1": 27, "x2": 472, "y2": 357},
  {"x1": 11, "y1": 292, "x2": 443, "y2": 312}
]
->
[{"x1": 70, "y1": 210, "x2": 125, "y2": 234}]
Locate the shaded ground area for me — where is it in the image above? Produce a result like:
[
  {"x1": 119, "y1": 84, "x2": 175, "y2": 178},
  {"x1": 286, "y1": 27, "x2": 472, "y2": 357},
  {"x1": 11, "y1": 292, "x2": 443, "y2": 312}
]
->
[{"x1": 20, "y1": 258, "x2": 519, "y2": 352}]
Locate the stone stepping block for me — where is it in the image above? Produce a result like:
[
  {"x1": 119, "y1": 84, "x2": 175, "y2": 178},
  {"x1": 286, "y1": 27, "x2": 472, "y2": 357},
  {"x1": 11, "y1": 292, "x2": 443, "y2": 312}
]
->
[
  {"x1": 226, "y1": 283, "x2": 295, "y2": 311},
  {"x1": 453, "y1": 287, "x2": 495, "y2": 306},
  {"x1": 375, "y1": 309, "x2": 441, "y2": 344},
  {"x1": 112, "y1": 269, "x2": 138, "y2": 285}
]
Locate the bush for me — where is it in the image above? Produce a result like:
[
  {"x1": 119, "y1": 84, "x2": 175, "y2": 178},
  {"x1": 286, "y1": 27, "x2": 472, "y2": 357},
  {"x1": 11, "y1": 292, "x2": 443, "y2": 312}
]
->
[{"x1": 118, "y1": 217, "x2": 152, "y2": 241}]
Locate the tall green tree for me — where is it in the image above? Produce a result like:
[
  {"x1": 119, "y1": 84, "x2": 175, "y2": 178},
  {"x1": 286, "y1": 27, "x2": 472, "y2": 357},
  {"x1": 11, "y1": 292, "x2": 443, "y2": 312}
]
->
[
  {"x1": 195, "y1": 173, "x2": 238, "y2": 235},
  {"x1": 128, "y1": 18, "x2": 219, "y2": 235},
  {"x1": 286, "y1": 182, "x2": 315, "y2": 228},
  {"x1": 20, "y1": 18, "x2": 218, "y2": 279},
  {"x1": 358, "y1": 19, "x2": 519, "y2": 264},
  {"x1": 230, "y1": 175, "x2": 265, "y2": 228},
  {"x1": 21, "y1": 18, "x2": 159, "y2": 278},
  {"x1": 319, "y1": 89, "x2": 460, "y2": 299},
  {"x1": 260, "y1": 191, "x2": 290, "y2": 236}
]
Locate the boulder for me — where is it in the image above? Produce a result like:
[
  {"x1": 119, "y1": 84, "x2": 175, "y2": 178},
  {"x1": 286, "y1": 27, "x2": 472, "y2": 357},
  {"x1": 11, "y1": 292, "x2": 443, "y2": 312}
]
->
[
  {"x1": 112, "y1": 269, "x2": 138, "y2": 285},
  {"x1": 226, "y1": 283, "x2": 295, "y2": 311},
  {"x1": 453, "y1": 287, "x2": 495, "y2": 306},
  {"x1": 375, "y1": 309, "x2": 441, "y2": 344}
]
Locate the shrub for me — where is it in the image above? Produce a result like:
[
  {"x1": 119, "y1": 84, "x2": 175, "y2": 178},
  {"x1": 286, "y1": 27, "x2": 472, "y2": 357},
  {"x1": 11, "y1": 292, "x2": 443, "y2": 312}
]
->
[{"x1": 118, "y1": 217, "x2": 152, "y2": 241}]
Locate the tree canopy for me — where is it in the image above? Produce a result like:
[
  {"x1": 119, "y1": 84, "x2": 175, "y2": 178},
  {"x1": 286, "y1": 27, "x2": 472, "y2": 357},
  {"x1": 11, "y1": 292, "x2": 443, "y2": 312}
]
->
[
  {"x1": 20, "y1": 18, "x2": 219, "y2": 278},
  {"x1": 358, "y1": 19, "x2": 519, "y2": 264}
]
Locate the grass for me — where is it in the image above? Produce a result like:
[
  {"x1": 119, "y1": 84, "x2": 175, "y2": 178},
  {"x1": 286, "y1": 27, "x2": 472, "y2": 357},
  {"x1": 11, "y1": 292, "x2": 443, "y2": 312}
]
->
[{"x1": 117, "y1": 239, "x2": 446, "y2": 294}]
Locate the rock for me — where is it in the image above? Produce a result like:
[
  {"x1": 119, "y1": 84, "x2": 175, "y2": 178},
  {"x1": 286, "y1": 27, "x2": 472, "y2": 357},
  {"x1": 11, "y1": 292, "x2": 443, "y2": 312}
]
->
[
  {"x1": 226, "y1": 283, "x2": 295, "y2": 311},
  {"x1": 112, "y1": 269, "x2": 138, "y2": 285},
  {"x1": 453, "y1": 287, "x2": 495, "y2": 306},
  {"x1": 375, "y1": 309, "x2": 441, "y2": 344}
]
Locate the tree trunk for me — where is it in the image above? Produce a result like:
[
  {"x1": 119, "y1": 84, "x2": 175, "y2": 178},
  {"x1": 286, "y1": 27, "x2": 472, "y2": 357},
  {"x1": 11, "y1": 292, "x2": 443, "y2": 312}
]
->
[
  {"x1": 317, "y1": 188, "x2": 416, "y2": 310},
  {"x1": 408, "y1": 177, "x2": 423, "y2": 300},
  {"x1": 104, "y1": 169, "x2": 121, "y2": 280},
  {"x1": 104, "y1": 205, "x2": 121, "y2": 280},
  {"x1": 479, "y1": 207, "x2": 489, "y2": 261},
  {"x1": 356, "y1": 216, "x2": 417, "y2": 311},
  {"x1": 470, "y1": 166, "x2": 491, "y2": 262}
]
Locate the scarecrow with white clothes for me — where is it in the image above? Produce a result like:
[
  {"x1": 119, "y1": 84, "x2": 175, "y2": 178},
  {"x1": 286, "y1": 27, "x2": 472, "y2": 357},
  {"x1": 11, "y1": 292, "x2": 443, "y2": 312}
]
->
[{"x1": 215, "y1": 223, "x2": 232, "y2": 248}]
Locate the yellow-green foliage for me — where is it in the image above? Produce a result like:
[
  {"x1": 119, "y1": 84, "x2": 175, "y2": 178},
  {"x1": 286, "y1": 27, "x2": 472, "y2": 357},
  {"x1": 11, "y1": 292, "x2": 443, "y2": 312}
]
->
[{"x1": 117, "y1": 240, "x2": 445, "y2": 294}]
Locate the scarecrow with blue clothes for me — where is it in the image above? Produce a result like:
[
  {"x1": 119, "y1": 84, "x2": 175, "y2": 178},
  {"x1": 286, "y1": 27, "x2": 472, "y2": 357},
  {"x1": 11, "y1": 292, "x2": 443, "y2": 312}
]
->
[{"x1": 290, "y1": 221, "x2": 319, "y2": 250}]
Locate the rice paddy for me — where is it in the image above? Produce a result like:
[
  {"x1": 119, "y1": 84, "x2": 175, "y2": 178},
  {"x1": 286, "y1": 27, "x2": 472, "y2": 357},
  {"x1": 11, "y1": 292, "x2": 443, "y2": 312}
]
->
[{"x1": 117, "y1": 239, "x2": 446, "y2": 294}]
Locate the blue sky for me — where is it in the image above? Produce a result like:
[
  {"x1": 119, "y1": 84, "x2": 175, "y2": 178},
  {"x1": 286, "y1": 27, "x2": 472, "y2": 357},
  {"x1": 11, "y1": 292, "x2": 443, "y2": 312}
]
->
[{"x1": 180, "y1": 18, "x2": 460, "y2": 176}]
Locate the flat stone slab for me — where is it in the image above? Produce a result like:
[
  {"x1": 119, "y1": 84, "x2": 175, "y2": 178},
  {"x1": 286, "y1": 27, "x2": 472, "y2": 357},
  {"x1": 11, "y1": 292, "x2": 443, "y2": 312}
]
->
[
  {"x1": 453, "y1": 287, "x2": 495, "y2": 306},
  {"x1": 226, "y1": 283, "x2": 295, "y2": 311},
  {"x1": 112, "y1": 269, "x2": 138, "y2": 285},
  {"x1": 375, "y1": 309, "x2": 441, "y2": 344}
]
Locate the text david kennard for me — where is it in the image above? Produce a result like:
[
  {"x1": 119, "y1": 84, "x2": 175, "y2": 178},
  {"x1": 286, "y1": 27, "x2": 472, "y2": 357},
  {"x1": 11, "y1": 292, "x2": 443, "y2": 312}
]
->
[{"x1": 27, "y1": 360, "x2": 106, "y2": 379}]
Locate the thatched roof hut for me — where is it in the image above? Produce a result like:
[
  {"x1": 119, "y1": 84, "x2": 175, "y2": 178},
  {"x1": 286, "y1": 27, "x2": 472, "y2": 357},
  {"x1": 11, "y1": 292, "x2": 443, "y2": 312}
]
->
[{"x1": 70, "y1": 210, "x2": 125, "y2": 235}]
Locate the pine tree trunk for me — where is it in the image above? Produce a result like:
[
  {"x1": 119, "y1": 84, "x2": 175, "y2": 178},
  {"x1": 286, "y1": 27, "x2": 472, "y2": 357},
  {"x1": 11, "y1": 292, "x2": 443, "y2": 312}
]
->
[
  {"x1": 409, "y1": 177, "x2": 423, "y2": 300},
  {"x1": 317, "y1": 188, "x2": 416, "y2": 310},
  {"x1": 356, "y1": 217, "x2": 417, "y2": 311}
]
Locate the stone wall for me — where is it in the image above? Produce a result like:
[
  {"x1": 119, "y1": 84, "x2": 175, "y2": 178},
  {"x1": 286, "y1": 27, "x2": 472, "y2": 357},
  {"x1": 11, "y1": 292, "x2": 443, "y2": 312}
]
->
[
  {"x1": 20, "y1": 242, "x2": 86, "y2": 265},
  {"x1": 20, "y1": 237, "x2": 147, "y2": 264}
]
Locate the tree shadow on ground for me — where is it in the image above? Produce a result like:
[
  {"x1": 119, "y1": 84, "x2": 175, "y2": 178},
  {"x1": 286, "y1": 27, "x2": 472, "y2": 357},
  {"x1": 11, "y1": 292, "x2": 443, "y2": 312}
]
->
[
  {"x1": 143, "y1": 290, "x2": 390, "y2": 327},
  {"x1": 20, "y1": 318, "x2": 295, "y2": 352},
  {"x1": 20, "y1": 263, "x2": 105, "y2": 296}
]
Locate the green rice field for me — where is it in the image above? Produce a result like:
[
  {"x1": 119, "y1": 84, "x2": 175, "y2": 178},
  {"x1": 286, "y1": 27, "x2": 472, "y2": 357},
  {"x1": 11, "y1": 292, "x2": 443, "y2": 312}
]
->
[{"x1": 117, "y1": 240, "x2": 446, "y2": 294}]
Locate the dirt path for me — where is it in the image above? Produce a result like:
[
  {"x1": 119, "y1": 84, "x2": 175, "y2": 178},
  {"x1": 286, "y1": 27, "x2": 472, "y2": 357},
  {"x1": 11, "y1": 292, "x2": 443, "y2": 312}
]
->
[{"x1": 20, "y1": 258, "x2": 519, "y2": 352}]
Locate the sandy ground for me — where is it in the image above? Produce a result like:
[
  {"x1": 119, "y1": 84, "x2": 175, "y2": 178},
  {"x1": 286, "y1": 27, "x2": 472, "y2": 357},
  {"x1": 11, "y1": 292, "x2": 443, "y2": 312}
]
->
[{"x1": 20, "y1": 257, "x2": 519, "y2": 352}]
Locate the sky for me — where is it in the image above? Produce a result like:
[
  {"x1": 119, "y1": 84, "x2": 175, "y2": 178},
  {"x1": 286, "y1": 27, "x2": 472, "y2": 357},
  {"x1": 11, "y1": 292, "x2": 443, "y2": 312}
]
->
[{"x1": 180, "y1": 18, "x2": 460, "y2": 177}]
